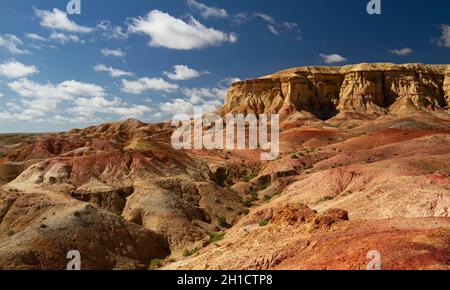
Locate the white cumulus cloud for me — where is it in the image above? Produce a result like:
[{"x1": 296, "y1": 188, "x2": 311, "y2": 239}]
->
[
  {"x1": 121, "y1": 77, "x2": 179, "y2": 94},
  {"x1": 159, "y1": 98, "x2": 221, "y2": 118},
  {"x1": 128, "y1": 10, "x2": 237, "y2": 50},
  {"x1": 35, "y1": 8, "x2": 93, "y2": 33},
  {"x1": 69, "y1": 96, "x2": 151, "y2": 119},
  {"x1": 158, "y1": 77, "x2": 240, "y2": 119},
  {"x1": 319, "y1": 53, "x2": 348, "y2": 64},
  {"x1": 6, "y1": 78, "x2": 107, "y2": 121},
  {"x1": 0, "y1": 60, "x2": 39, "y2": 79},
  {"x1": 94, "y1": 64, "x2": 133, "y2": 77},
  {"x1": 8, "y1": 78, "x2": 105, "y2": 101},
  {"x1": 4, "y1": 78, "x2": 148, "y2": 123},
  {"x1": 164, "y1": 65, "x2": 208, "y2": 80}
]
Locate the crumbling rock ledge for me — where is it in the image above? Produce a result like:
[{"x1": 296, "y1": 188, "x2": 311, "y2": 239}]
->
[{"x1": 218, "y1": 63, "x2": 450, "y2": 120}]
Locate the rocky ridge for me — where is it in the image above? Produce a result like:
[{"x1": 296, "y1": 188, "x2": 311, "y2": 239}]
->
[{"x1": 218, "y1": 63, "x2": 450, "y2": 120}]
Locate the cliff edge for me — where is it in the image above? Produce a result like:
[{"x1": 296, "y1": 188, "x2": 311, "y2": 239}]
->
[{"x1": 218, "y1": 63, "x2": 450, "y2": 120}]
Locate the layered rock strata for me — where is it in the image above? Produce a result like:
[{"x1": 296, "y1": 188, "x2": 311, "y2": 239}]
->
[{"x1": 218, "y1": 63, "x2": 450, "y2": 119}]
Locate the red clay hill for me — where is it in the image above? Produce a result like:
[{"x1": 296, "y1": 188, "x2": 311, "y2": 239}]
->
[{"x1": 0, "y1": 63, "x2": 449, "y2": 270}]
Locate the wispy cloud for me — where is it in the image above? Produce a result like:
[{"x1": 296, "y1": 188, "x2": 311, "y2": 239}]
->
[
  {"x1": 94, "y1": 64, "x2": 134, "y2": 77},
  {"x1": 254, "y1": 12, "x2": 276, "y2": 24},
  {"x1": 267, "y1": 25, "x2": 280, "y2": 35},
  {"x1": 254, "y1": 12, "x2": 300, "y2": 37},
  {"x1": 187, "y1": 0, "x2": 228, "y2": 19},
  {"x1": 97, "y1": 20, "x2": 128, "y2": 40},
  {"x1": 390, "y1": 48, "x2": 413, "y2": 56},
  {"x1": 0, "y1": 34, "x2": 30, "y2": 54},
  {"x1": 49, "y1": 32, "x2": 82, "y2": 44},
  {"x1": 101, "y1": 48, "x2": 126, "y2": 57},
  {"x1": 434, "y1": 24, "x2": 450, "y2": 47},
  {"x1": 25, "y1": 33, "x2": 47, "y2": 42}
]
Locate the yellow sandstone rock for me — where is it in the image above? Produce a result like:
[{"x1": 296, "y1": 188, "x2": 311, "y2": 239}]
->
[{"x1": 218, "y1": 63, "x2": 450, "y2": 119}]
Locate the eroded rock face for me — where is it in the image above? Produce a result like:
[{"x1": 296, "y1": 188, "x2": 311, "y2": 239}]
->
[
  {"x1": 0, "y1": 189, "x2": 169, "y2": 270},
  {"x1": 218, "y1": 63, "x2": 450, "y2": 120},
  {"x1": 338, "y1": 71, "x2": 385, "y2": 114},
  {"x1": 443, "y1": 68, "x2": 450, "y2": 108}
]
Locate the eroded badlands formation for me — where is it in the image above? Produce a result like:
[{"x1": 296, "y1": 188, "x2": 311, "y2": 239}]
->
[
  {"x1": 219, "y1": 63, "x2": 450, "y2": 119},
  {"x1": 0, "y1": 63, "x2": 449, "y2": 270}
]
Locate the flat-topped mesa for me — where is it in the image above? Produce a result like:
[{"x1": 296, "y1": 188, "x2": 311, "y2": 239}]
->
[{"x1": 217, "y1": 63, "x2": 450, "y2": 120}]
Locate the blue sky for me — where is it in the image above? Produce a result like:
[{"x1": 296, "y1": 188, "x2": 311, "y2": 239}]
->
[{"x1": 0, "y1": 0, "x2": 449, "y2": 132}]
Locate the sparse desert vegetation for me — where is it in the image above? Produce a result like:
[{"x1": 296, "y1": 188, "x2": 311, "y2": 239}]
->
[{"x1": 0, "y1": 63, "x2": 449, "y2": 270}]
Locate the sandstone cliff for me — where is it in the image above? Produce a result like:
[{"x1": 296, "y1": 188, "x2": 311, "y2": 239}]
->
[{"x1": 218, "y1": 63, "x2": 450, "y2": 120}]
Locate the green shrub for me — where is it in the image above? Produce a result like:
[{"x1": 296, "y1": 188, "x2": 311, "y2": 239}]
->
[
  {"x1": 226, "y1": 185, "x2": 236, "y2": 193},
  {"x1": 242, "y1": 199, "x2": 253, "y2": 207},
  {"x1": 183, "y1": 248, "x2": 199, "y2": 257},
  {"x1": 225, "y1": 175, "x2": 234, "y2": 187},
  {"x1": 208, "y1": 232, "x2": 225, "y2": 244},
  {"x1": 250, "y1": 183, "x2": 269, "y2": 198},
  {"x1": 264, "y1": 195, "x2": 272, "y2": 202},
  {"x1": 258, "y1": 182, "x2": 269, "y2": 191},
  {"x1": 242, "y1": 172, "x2": 258, "y2": 182},
  {"x1": 259, "y1": 219, "x2": 269, "y2": 227},
  {"x1": 39, "y1": 224, "x2": 48, "y2": 229},
  {"x1": 149, "y1": 258, "x2": 163, "y2": 270}
]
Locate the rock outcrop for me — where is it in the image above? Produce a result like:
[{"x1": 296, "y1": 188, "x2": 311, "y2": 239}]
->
[
  {"x1": 444, "y1": 67, "x2": 450, "y2": 108},
  {"x1": 0, "y1": 189, "x2": 169, "y2": 270},
  {"x1": 165, "y1": 203, "x2": 450, "y2": 270},
  {"x1": 218, "y1": 63, "x2": 450, "y2": 120}
]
